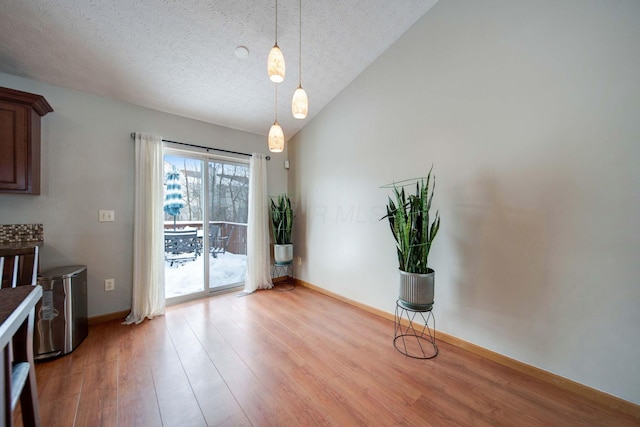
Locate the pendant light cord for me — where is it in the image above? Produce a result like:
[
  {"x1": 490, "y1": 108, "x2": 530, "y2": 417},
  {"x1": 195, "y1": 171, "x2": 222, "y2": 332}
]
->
[
  {"x1": 275, "y1": 84, "x2": 278, "y2": 121},
  {"x1": 298, "y1": 0, "x2": 302, "y2": 85},
  {"x1": 273, "y1": 1, "x2": 279, "y2": 129}
]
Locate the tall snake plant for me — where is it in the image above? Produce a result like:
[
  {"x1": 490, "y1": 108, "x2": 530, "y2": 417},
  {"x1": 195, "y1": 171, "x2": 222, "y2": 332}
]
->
[
  {"x1": 270, "y1": 194, "x2": 293, "y2": 244},
  {"x1": 382, "y1": 168, "x2": 440, "y2": 274}
]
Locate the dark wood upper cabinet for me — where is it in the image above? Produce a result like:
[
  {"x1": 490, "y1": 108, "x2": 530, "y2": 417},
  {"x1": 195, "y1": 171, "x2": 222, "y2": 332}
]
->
[{"x1": 0, "y1": 87, "x2": 53, "y2": 195}]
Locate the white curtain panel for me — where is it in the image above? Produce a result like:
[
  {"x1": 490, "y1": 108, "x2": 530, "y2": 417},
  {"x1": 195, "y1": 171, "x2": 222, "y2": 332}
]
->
[
  {"x1": 125, "y1": 133, "x2": 166, "y2": 324},
  {"x1": 244, "y1": 153, "x2": 273, "y2": 293}
]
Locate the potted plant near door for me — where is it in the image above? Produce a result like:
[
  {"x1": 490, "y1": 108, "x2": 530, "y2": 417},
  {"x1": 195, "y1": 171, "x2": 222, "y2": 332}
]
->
[
  {"x1": 382, "y1": 167, "x2": 440, "y2": 310},
  {"x1": 271, "y1": 194, "x2": 294, "y2": 264}
]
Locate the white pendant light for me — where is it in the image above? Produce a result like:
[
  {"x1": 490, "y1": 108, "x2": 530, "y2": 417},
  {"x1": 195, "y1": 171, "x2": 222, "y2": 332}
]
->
[
  {"x1": 292, "y1": 0, "x2": 308, "y2": 119},
  {"x1": 268, "y1": 121, "x2": 284, "y2": 152},
  {"x1": 292, "y1": 86, "x2": 308, "y2": 119},
  {"x1": 268, "y1": 85, "x2": 285, "y2": 152},
  {"x1": 268, "y1": 45, "x2": 285, "y2": 83},
  {"x1": 268, "y1": 0, "x2": 285, "y2": 83}
]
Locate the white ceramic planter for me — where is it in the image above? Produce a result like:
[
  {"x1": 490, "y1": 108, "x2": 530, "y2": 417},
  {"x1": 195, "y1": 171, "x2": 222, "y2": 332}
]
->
[{"x1": 274, "y1": 244, "x2": 293, "y2": 265}]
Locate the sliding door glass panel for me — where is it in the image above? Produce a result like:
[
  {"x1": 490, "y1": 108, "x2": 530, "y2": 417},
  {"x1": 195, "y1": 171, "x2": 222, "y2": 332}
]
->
[
  {"x1": 163, "y1": 155, "x2": 205, "y2": 299},
  {"x1": 207, "y1": 160, "x2": 249, "y2": 290}
]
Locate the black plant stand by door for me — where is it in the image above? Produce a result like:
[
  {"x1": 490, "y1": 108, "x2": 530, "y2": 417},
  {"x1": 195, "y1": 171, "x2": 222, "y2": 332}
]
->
[
  {"x1": 394, "y1": 300, "x2": 438, "y2": 359},
  {"x1": 271, "y1": 261, "x2": 294, "y2": 291}
]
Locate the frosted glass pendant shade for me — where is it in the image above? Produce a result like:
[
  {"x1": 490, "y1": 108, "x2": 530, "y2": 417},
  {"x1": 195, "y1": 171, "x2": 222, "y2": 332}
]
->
[
  {"x1": 268, "y1": 121, "x2": 284, "y2": 152},
  {"x1": 292, "y1": 85, "x2": 308, "y2": 119},
  {"x1": 268, "y1": 44, "x2": 285, "y2": 83}
]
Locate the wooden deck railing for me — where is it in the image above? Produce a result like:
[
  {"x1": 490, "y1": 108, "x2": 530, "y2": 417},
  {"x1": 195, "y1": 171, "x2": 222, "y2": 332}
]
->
[{"x1": 164, "y1": 221, "x2": 247, "y2": 255}]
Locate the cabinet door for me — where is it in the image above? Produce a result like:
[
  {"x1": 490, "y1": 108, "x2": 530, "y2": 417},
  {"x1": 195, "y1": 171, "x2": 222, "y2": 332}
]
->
[{"x1": 0, "y1": 101, "x2": 29, "y2": 192}]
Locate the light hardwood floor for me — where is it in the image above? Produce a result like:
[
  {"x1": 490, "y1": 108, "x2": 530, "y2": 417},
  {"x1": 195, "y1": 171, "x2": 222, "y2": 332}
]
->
[{"x1": 16, "y1": 285, "x2": 639, "y2": 426}]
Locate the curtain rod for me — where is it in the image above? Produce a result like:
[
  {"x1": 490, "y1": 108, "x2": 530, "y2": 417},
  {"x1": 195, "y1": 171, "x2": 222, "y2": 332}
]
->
[{"x1": 130, "y1": 133, "x2": 270, "y2": 160}]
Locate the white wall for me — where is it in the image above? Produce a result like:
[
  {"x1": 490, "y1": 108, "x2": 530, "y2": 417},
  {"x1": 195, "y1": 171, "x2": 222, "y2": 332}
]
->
[
  {"x1": 289, "y1": 0, "x2": 640, "y2": 404},
  {"x1": 0, "y1": 72, "x2": 288, "y2": 317}
]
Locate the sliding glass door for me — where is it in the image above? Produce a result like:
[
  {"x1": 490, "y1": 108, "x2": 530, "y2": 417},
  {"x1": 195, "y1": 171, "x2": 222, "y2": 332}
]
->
[
  {"x1": 207, "y1": 159, "x2": 249, "y2": 290},
  {"x1": 163, "y1": 150, "x2": 249, "y2": 303}
]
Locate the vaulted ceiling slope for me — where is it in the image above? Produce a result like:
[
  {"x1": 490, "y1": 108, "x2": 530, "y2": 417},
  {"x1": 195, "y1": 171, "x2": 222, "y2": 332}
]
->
[{"x1": 0, "y1": 0, "x2": 438, "y2": 140}]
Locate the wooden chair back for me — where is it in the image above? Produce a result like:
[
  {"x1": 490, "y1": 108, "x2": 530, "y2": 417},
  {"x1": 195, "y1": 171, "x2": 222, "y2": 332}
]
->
[{"x1": 0, "y1": 246, "x2": 39, "y2": 288}]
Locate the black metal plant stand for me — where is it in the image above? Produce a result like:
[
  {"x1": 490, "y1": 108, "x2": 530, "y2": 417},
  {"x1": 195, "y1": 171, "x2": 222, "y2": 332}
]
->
[
  {"x1": 271, "y1": 261, "x2": 294, "y2": 292},
  {"x1": 394, "y1": 300, "x2": 438, "y2": 359}
]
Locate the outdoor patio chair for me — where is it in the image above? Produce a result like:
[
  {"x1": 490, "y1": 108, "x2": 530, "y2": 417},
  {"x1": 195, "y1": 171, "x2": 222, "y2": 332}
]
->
[
  {"x1": 208, "y1": 223, "x2": 220, "y2": 258},
  {"x1": 164, "y1": 229, "x2": 199, "y2": 266},
  {"x1": 208, "y1": 224, "x2": 234, "y2": 258}
]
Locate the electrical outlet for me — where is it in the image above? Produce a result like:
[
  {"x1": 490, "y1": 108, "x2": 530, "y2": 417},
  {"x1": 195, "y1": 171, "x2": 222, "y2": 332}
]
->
[
  {"x1": 297, "y1": 256, "x2": 302, "y2": 265},
  {"x1": 105, "y1": 279, "x2": 115, "y2": 291},
  {"x1": 99, "y1": 210, "x2": 115, "y2": 222}
]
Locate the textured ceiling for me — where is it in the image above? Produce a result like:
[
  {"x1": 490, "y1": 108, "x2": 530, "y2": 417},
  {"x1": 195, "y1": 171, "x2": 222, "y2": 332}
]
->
[{"x1": 0, "y1": 0, "x2": 438, "y2": 140}]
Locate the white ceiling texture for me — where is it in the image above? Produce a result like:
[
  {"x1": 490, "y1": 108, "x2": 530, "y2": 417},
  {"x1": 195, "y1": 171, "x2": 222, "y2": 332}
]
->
[{"x1": 0, "y1": 0, "x2": 438, "y2": 140}]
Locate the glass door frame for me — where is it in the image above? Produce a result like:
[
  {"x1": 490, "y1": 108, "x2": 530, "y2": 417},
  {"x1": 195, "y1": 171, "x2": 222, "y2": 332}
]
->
[{"x1": 164, "y1": 146, "x2": 249, "y2": 306}]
